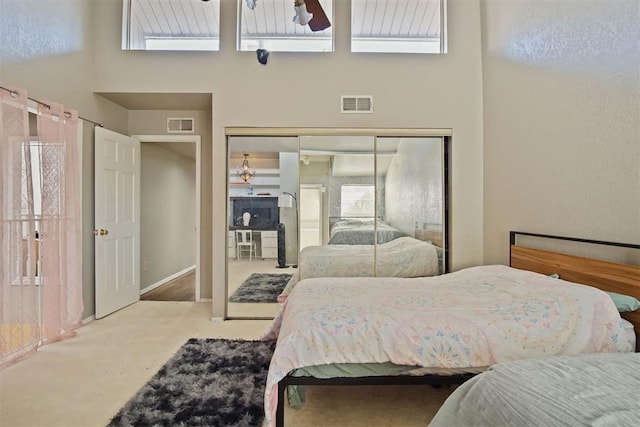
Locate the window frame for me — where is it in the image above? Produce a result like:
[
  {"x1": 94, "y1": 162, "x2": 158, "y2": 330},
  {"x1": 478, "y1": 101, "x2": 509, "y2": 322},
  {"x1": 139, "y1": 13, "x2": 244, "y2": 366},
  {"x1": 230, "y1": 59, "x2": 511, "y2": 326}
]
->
[
  {"x1": 121, "y1": 0, "x2": 221, "y2": 51},
  {"x1": 236, "y1": 0, "x2": 334, "y2": 53},
  {"x1": 350, "y1": 0, "x2": 447, "y2": 54},
  {"x1": 340, "y1": 184, "x2": 376, "y2": 218}
]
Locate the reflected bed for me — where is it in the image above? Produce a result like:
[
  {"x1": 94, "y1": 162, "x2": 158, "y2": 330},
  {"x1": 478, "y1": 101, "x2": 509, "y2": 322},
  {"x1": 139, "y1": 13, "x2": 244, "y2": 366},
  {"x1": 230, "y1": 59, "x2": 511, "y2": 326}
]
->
[
  {"x1": 278, "y1": 236, "x2": 442, "y2": 302},
  {"x1": 327, "y1": 218, "x2": 406, "y2": 245}
]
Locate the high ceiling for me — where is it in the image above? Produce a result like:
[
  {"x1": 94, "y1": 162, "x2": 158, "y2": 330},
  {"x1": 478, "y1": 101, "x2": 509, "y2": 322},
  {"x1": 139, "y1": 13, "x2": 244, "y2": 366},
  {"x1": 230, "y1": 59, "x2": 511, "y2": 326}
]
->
[{"x1": 124, "y1": 0, "x2": 441, "y2": 46}]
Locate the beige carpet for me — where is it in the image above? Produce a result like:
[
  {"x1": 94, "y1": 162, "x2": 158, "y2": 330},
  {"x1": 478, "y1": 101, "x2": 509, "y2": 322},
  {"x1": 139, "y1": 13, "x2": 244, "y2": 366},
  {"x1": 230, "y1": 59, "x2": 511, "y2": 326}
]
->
[{"x1": 0, "y1": 301, "x2": 455, "y2": 427}]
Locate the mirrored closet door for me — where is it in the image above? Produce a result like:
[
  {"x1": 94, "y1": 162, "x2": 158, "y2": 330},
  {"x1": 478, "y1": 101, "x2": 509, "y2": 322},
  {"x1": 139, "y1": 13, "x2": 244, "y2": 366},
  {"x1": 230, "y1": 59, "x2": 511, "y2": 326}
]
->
[
  {"x1": 226, "y1": 136, "x2": 298, "y2": 319},
  {"x1": 375, "y1": 136, "x2": 446, "y2": 274},
  {"x1": 226, "y1": 130, "x2": 449, "y2": 320},
  {"x1": 299, "y1": 135, "x2": 447, "y2": 279},
  {"x1": 298, "y1": 136, "x2": 376, "y2": 276}
]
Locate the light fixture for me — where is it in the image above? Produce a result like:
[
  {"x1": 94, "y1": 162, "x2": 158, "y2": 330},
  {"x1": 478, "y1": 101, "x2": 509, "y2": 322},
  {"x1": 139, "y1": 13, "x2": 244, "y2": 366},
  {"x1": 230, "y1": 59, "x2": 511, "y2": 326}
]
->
[
  {"x1": 293, "y1": 0, "x2": 313, "y2": 26},
  {"x1": 237, "y1": 153, "x2": 255, "y2": 183}
]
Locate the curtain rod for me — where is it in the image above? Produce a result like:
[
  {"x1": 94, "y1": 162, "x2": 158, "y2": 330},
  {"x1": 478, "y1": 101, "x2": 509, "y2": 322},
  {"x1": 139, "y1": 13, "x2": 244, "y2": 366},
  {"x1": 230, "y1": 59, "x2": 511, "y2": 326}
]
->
[{"x1": 0, "y1": 85, "x2": 104, "y2": 127}]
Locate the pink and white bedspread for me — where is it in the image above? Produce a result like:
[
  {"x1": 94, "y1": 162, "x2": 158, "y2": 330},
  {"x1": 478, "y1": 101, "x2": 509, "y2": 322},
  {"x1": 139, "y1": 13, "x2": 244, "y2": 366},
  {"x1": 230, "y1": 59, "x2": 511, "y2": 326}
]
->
[{"x1": 261, "y1": 265, "x2": 632, "y2": 427}]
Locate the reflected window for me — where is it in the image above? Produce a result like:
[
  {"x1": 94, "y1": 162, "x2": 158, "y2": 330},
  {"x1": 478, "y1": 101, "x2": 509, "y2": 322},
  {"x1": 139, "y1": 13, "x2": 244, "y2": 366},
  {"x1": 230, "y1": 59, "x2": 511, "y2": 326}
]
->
[
  {"x1": 122, "y1": 0, "x2": 220, "y2": 51},
  {"x1": 237, "y1": 0, "x2": 334, "y2": 52},
  {"x1": 351, "y1": 0, "x2": 447, "y2": 53},
  {"x1": 341, "y1": 185, "x2": 375, "y2": 218}
]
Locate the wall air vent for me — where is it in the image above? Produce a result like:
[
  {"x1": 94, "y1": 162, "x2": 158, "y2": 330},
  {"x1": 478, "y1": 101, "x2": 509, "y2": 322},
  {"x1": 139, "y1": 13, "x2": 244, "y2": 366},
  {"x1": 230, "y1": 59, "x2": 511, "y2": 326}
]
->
[
  {"x1": 167, "y1": 117, "x2": 195, "y2": 133},
  {"x1": 340, "y1": 96, "x2": 373, "y2": 114}
]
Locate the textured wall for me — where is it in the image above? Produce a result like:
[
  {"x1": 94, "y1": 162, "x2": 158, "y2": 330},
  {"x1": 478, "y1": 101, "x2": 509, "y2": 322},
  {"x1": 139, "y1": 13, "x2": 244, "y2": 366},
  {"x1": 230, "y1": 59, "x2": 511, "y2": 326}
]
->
[
  {"x1": 481, "y1": 0, "x2": 640, "y2": 263},
  {"x1": 385, "y1": 138, "x2": 444, "y2": 236}
]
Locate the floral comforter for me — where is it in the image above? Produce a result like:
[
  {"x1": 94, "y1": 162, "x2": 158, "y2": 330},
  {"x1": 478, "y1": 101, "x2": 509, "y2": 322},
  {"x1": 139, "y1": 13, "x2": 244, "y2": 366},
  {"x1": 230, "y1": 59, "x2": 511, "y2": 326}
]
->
[{"x1": 262, "y1": 265, "x2": 632, "y2": 426}]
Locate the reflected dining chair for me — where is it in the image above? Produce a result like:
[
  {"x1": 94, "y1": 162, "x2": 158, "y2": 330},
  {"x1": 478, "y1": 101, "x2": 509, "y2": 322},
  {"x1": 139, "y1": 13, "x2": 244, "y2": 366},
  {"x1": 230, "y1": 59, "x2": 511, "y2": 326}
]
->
[{"x1": 235, "y1": 229, "x2": 256, "y2": 261}]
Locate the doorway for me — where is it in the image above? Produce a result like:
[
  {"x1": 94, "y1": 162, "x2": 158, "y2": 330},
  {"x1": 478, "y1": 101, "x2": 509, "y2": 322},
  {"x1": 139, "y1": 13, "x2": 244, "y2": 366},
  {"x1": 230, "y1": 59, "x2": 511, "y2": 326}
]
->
[
  {"x1": 299, "y1": 184, "x2": 323, "y2": 250},
  {"x1": 136, "y1": 134, "x2": 202, "y2": 302}
]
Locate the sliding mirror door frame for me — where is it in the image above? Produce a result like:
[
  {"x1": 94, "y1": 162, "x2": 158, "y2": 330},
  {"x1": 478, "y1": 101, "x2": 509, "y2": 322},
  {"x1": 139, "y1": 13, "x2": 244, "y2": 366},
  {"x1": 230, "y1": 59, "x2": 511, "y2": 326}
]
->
[
  {"x1": 375, "y1": 135, "x2": 450, "y2": 274},
  {"x1": 224, "y1": 128, "x2": 451, "y2": 319}
]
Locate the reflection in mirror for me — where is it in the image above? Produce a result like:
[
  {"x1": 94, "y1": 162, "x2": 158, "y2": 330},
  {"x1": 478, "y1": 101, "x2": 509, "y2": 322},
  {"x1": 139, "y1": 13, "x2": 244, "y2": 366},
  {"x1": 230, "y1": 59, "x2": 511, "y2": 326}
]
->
[
  {"x1": 296, "y1": 136, "x2": 376, "y2": 288},
  {"x1": 376, "y1": 137, "x2": 445, "y2": 274},
  {"x1": 227, "y1": 132, "x2": 448, "y2": 317},
  {"x1": 226, "y1": 136, "x2": 298, "y2": 319},
  {"x1": 292, "y1": 135, "x2": 447, "y2": 296}
]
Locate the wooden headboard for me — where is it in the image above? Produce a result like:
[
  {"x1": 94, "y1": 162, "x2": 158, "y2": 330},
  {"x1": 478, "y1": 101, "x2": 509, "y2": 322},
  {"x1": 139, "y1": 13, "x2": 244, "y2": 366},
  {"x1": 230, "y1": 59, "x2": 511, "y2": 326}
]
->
[
  {"x1": 509, "y1": 231, "x2": 640, "y2": 351},
  {"x1": 415, "y1": 228, "x2": 443, "y2": 248}
]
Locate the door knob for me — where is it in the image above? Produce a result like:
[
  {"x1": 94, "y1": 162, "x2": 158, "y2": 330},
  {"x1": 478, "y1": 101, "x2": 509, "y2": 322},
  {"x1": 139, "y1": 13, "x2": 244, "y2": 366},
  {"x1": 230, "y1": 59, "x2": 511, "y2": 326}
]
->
[{"x1": 99, "y1": 229, "x2": 109, "y2": 236}]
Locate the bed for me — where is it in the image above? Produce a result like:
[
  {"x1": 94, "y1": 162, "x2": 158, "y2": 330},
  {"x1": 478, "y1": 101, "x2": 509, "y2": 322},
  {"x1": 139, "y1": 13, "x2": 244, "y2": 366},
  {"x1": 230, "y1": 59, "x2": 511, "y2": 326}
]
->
[
  {"x1": 327, "y1": 218, "x2": 406, "y2": 245},
  {"x1": 429, "y1": 352, "x2": 640, "y2": 426},
  {"x1": 262, "y1": 231, "x2": 640, "y2": 427},
  {"x1": 277, "y1": 236, "x2": 442, "y2": 303}
]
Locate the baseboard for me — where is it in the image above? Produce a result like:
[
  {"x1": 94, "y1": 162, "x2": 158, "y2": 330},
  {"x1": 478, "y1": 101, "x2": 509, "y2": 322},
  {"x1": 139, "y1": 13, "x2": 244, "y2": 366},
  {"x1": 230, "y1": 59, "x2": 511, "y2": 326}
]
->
[
  {"x1": 82, "y1": 315, "x2": 95, "y2": 325},
  {"x1": 210, "y1": 316, "x2": 225, "y2": 322},
  {"x1": 140, "y1": 265, "x2": 196, "y2": 295}
]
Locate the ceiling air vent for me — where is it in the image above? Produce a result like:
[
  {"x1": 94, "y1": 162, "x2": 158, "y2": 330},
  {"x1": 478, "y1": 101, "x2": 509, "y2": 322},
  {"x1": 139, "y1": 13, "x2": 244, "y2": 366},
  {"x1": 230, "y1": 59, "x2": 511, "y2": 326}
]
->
[
  {"x1": 167, "y1": 117, "x2": 195, "y2": 133},
  {"x1": 340, "y1": 96, "x2": 373, "y2": 114}
]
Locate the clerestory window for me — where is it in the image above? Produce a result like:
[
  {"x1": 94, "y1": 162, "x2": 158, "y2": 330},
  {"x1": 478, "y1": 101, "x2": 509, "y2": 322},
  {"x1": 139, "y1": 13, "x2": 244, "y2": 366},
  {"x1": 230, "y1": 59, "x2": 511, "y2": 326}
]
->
[
  {"x1": 122, "y1": 0, "x2": 221, "y2": 51},
  {"x1": 237, "y1": 0, "x2": 334, "y2": 52},
  {"x1": 351, "y1": 0, "x2": 447, "y2": 54}
]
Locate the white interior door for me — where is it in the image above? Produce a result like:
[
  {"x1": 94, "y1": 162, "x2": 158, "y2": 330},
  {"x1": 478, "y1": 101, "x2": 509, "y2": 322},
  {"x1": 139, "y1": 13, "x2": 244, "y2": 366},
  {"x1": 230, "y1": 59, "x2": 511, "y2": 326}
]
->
[
  {"x1": 299, "y1": 185, "x2": 323, "y2": 250},
  {"x1": 95, "y1": 127, "x2": 141, "y2": 319}
]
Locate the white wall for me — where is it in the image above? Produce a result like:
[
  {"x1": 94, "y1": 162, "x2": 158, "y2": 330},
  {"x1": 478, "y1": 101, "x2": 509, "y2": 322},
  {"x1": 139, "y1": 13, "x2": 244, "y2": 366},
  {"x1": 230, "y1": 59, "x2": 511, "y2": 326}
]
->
[
  {"x1": 140, "y1": 143, "x2": 196, "y2": 290},
  {"x1": 480, "y1": 0, "x2": 640, "y2": 264}
]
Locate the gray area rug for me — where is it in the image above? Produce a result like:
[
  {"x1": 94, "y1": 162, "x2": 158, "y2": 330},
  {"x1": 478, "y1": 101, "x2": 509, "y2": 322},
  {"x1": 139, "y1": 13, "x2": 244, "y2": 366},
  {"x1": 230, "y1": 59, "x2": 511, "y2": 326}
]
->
[
  {"x1": 108, "y1": 338, "x2": 276, "y2": 427},
  {"x1": 229, "y1": 273, "x2": 292, "y2": 303}
]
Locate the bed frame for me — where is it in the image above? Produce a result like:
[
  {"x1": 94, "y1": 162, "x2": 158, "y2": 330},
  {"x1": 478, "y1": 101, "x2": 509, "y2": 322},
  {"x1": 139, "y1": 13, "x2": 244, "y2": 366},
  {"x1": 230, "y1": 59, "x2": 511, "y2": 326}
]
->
[
  {"x1": 509, "y1": 231, "x2": 640, "y2": 351},
  {"x1": 275, "y1": 372, "x2": 474, "y2": 426},
  {"x1": 273, "y1": 231, "x2": 640, "y2": 426}
]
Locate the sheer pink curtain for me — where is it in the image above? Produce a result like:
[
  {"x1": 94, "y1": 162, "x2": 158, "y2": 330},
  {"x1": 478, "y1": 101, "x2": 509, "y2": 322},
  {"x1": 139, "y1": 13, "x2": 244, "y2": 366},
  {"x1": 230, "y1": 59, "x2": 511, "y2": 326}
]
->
[
  {"x1": 1, "y1": 86, "x2": 83, "y2": 367},
  {"x1": 36, "y1": 101, "x2": 83, "y2": 344},
  {"x1": 0, "y1": 85, "x2": 39, "y2": 366}
]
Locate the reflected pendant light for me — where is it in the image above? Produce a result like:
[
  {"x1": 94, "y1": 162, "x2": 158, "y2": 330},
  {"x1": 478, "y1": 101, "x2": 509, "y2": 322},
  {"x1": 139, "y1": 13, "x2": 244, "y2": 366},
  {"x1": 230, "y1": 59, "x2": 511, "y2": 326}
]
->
[{"x1": 237, "y1": 153, "x2": 255, "y2": 183}]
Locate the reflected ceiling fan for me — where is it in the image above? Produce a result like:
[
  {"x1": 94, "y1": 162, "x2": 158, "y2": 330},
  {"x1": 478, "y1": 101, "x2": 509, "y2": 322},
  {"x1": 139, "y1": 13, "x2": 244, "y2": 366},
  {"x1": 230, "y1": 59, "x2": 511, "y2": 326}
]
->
[{"x1": 245, "y1": 0, "x2": 331, "y2": 32}]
